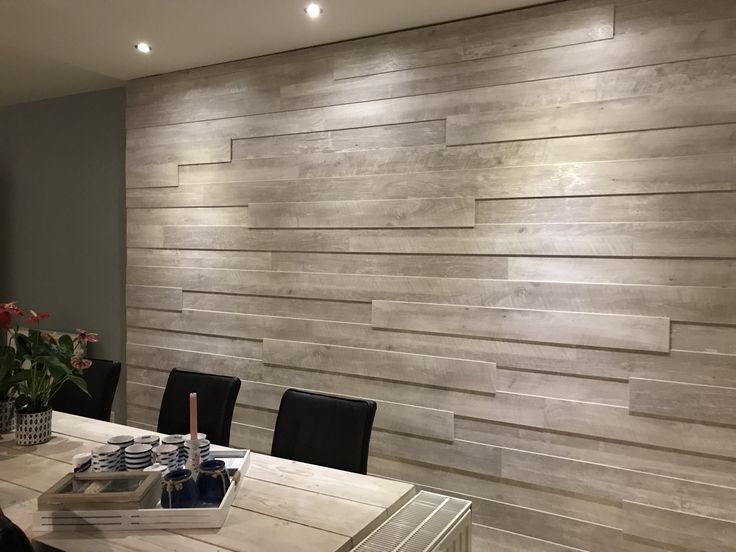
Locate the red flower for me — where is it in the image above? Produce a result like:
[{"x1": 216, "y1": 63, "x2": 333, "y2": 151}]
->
[
  {"x1": 0, "y1": 310, "x2": 11, "y2": 331},
  {"x1": 76, "y1": 329, "x2": 99, "y2": 344},
  {"x1": 27, "y1": 310, "x2": 50, "y2": 324},
  {"x1": 1, "y1": 301, "x2": 24, "y2": 329},
  {"x1": 71, "y1": 357, "x2": 93, "y2": 370}
]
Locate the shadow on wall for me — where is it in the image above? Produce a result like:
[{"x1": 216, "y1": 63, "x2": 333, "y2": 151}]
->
[{"x1": 0, "y1": 88, "x2": 127, "y2": 420}]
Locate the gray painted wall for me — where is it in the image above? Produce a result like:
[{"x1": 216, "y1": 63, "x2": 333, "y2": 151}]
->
[{"x1": 0, "y1": 87, "x2": 126, "y2": 420}]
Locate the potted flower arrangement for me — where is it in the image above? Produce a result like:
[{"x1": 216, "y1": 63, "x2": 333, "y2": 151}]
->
[
  {"x1": 0, "y1": 302, "x2": 25, "y2": 433},
  {"x1": 0, "y1": 301, "x2": 98, "y2": 445}
]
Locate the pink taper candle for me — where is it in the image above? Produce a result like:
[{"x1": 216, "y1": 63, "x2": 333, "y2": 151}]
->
[{"x1": 189, "y1": 392, "x2": 198, "y2": 439}]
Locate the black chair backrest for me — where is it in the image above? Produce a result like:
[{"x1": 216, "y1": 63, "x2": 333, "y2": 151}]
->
[
  {"x1": 271, "y1": 389, "x2": 377, "y2": 474},
  {"x1": 0, "y1": 510, "x2": 33, "y2": 552},
  {"x1": 50, "y1": 358, "x2": 121, "y2": 421},
  {"x1": 156, "y1": 368, "x2": 241, "y2": 447}
]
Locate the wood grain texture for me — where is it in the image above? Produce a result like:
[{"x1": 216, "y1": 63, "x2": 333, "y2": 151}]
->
[
  {"x1": 333, "y1": 4, "x2": 614, "y2": 79},
  {"x1": 126, "y1": 285, "x2": 183, "y2": 311},
  {"x1": 248, "y1": 197, "x2": 475, "y2": 228},
  {"x1": 125, "y1": 0, "x2": 736, "y2": 549},
  {"x1": 262, "y1": 338, "x2": 496, "y2": 393},
  {"x1": 629, "y1": 378, "x2": 736, "y2": 427},
  {"x1": 372, "y1": 300, "x2": 671, "y2": 352}
]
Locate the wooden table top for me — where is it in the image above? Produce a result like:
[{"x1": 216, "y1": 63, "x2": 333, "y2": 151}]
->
[{"x1": 0, "y1": 412, "x2": 416, "y2": 552}]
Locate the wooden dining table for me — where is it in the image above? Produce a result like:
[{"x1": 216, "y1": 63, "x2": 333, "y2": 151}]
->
[{"x1": 0, "y1": 412, "x2": 417, "y2": 552}]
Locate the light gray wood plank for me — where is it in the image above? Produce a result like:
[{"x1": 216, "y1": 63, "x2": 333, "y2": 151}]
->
[
  {"x1": 232, "y1": 120, "x2": 445, "y2": 159},
  {"x1": 615, "y1": 0, "x2": 736, "y2": 34},
  {"x1": 127, "y1": 206, "x2": 248, "y2": 226},
  {"x1": 183, "y1": 291, "x2": 370, "y2": 324},
  {"x1": 333, "y1": 5, "x2": 614, "y2": 79},
  {"x1": 671, "y1": 323, "x2": 736, "y2": 355},
  {"x1": 477, "y1": 192, "x2": 736, "y2": 224},
  {"x1": 630, "y1": 378, "x2": 736, "y2": 426},
  {"x1": 127, "y1": 327, "x2": 262, "y2": 359},
  {"x1": 507, "y1": 257, "x2": 736, "y2": 288},
  {"x1": 127, "y1": 248, "x2": 272, "y2": 270},
  {"x1": 623, "y1": 500, "x2": 736, "y2": 552},
  {"x1": 262, "y1": 338, "x2": 496, "y2": 393},
  {"x1": 447, "y1": 88, "x2": 736, "y2": 145},
  {"x1": 271, "y1": 252, "x2": 509, "y2": 279},
  {"x1": 248, "y1": 197, "x2": 475, "y2": 229},
  {"x1": 372, "y1": 300, "x2": 671, "y2": 352},
  {"x1": 125, "y1": 285, "x2": 183, "y2": 311}
]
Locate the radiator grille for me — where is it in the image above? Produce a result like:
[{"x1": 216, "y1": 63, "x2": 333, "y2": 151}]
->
[{"x1": 351, "y1": 491, "x2": 471, "y2": 552}]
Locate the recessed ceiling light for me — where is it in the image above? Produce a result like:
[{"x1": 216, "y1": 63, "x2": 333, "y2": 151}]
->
[
  {"x1": 134, "y1": 42, "x2": 152, "y2": 54},
  {"x1": 304, "y1": 3, "x2": 322, "y2": 18}
]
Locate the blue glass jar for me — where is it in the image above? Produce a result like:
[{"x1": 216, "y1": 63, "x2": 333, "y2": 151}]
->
[
  {"x1": 197, "y1": 459, "x2": 230, "y2": 505},
  {"x1": 161, "y1": 468, "x2": 200, "y2": 508}
]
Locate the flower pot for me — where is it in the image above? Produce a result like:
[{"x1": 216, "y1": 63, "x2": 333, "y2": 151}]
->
[
  {"x1": 15, "y1": 408, "x2": 52, "y2": 446},
  {"x1": 0, "y1": 399, "x2": 14, "y2": 433}
]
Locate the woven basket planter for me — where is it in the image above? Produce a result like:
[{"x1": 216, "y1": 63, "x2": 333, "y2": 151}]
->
[{"x1": 16, "y1": 408, "x2": 53, "y2": 446}]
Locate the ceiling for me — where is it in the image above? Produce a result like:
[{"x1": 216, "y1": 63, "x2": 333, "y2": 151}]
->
[{"x1": 0, "y1": 0, "x2": 547, "y2": 107}]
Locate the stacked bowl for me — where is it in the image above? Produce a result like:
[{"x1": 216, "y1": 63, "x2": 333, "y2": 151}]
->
[
  {"x1": 153, "y1": 444, "x2": 179, "y2": 471},
  {"x1": 91, "y1": 444, "x2": 122, "y2": 472},
  {"x1": 124, "y1": 443, "x2": 153, "y2": 470},
  {"x1": 162, "y1": 434, "x2": 186, "y2": 467},
  {"x1": 107, "y1": 435, "x2": 134, "y2": 470}
]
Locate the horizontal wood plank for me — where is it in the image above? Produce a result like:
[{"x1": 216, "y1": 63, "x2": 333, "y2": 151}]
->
[
  {"x1": 262, "y1": 338, "x2": 496, "y2": 393},
  {"x1": 248, "y1": 197, "x2": 475, "y2": 229},
  {"x1": 629, "y1": 378, "x2": 736, "y2": 426},
  {"x1": 371, "y1": 300, "x2": 671, "y2": 352}
]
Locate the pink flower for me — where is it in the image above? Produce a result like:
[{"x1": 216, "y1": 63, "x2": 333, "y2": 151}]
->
[
  {"x1": 71, "y1": 357, "x2": 93, "y2": 370},
  {"x1": 1, "y1": 302, "x2": 23, "y2": 316},
  {"x1": 27, "y1": 310, "x2": 50, "y2": 324},
  {"x1": 76, "y1": 329, "x2": 99, "y2": 344}
]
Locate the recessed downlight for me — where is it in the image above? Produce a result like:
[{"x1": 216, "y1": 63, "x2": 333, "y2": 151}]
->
[
  {"x1": 134, "y1": 42, "x2": 152, "y2": 54},
  {"x1": 305, "y1": 3, "x2": 322, "y2": 18}
]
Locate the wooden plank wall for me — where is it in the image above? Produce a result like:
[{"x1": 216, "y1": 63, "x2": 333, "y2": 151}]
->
[{"x1": 124, "y1": 0, "x2": 736, "y2": 549}]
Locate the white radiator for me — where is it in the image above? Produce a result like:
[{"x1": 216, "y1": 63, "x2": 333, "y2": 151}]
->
[{"x1": 351, "y1": 491, "x2": 472, "y2": 552}]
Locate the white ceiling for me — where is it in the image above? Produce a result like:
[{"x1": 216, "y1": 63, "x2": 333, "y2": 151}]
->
[{"x1": 0, "y1": 0, "x2": 547, "y2": 107}]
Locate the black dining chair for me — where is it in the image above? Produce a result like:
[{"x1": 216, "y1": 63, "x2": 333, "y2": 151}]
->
[
  {"x1": 271, "y1": 389, "x2": 377, "y2": 474},
  {"x1": 157, "y1": 368, "x2": 241, "y2": 447},
  {"x1": 0, "y1": 508, "x2": 33, "y2": 552},
  {"x1": 51, "y1": 358, "x2": 121, "y2": 422}
]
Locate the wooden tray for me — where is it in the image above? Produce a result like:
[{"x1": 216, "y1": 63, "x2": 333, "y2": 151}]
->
[{"x1": 33, "y1": 450, "x2": 250, "y2": 531}]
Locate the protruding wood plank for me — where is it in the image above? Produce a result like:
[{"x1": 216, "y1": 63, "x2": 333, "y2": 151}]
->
[
  {"x1": 232, "y1": 120, "x2": 445, "y2": 159},
  {"x1": 262, "y1": 338, "x2": 496, "y2": 393},
  {"x1": 630, "y1": 378, "x2": 736, "y2": 427},
  {"x1": 372, "y1": 300, "x2": 671, "y2": 352},
  {"x1": 248, "y1": 197, "x2": 475, "y2": 229},
  {"x1": 623, "y1": 500, "x2": 736, "y2": 552},
  {"x1": 333, "y1": 5, "x2": 614, "y2": 79},
  {"x1": 447, "y1": 89, "x2": 736, "y2": 145},
  {"x1": 126, "y1": 285, "x2": 183, "y2": 311},
  {"x1": 477, "y1": 192, "x2": 736, "y2": 224}
]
